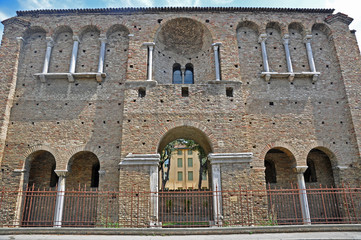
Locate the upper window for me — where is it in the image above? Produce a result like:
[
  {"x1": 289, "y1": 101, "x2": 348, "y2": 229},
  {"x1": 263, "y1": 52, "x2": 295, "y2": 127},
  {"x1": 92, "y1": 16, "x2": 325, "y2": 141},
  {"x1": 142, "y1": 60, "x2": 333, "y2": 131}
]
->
[
  {"x1": 172, "y1": 63, "x2": 182, "y2": 84},
  {"x1": 184, "y1": 63, "x2": 194, "y2": 84},
  {"x1": 172, "y1": 63, "x2": 194, "y2": 84}
]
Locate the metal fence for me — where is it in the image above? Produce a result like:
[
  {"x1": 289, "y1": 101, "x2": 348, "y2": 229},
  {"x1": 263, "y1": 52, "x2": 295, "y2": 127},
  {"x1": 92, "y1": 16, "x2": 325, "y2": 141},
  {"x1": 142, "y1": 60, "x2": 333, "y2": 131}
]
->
[{"x1": 1, "y1": 185, "x2": 361, "y2": 228}]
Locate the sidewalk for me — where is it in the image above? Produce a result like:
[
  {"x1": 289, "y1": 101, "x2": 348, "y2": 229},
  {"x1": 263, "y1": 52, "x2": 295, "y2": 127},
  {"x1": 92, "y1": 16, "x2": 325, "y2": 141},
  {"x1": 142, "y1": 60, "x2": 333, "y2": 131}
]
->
[{"x1": 0, "y1": 232, "x2": 361, "y2": 240}]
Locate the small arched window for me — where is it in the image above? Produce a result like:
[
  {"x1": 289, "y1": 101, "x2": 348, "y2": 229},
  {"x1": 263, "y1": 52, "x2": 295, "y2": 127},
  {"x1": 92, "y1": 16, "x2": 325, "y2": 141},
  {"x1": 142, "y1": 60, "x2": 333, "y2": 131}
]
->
[
  {"x1": 91, "y1": 163, "x2": 100, "y2": 188},
  {"x1": 172, "y1": 63, "x2": 182, "y2": 84},
  {"x1": 304, "y1": 160, "x2": 317, "y2": 183},
  {"x1": 184, "y1": 63, "x2": 194, "y2": 84},
  {"x1": 265, "y1": 160, "x2": 277, "y2": 184}
]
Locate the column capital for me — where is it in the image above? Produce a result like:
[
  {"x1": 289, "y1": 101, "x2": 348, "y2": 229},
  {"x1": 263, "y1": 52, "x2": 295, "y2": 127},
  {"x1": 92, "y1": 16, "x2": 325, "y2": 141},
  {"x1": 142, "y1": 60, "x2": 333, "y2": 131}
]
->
[
  {"x1": 46, "y1": 37, "x2": 54, "y2": 47},
  {"x1": 16, "y1": 36, "x2": 25, "y2": 44},
  {"x1": 54, "y1": 170, "x2": 69, "y2": 177},
  {"x1": 333, "y1": 165, "x2": 348, "y2": 170},
  {"x1": 73, "y1": 35, "x2": 80, "y2": 42},
  {"x1": 142, "y1": 42, "x2": 155, "y2": 49},
  {"x1": 282, "y1": 34, "x2": 290, "y2": 44},
  {"x1": 99, "y1": 37, "x2": 107, "y2": 43},
  {"x1": 303, "y1": 35, "x2": 312, "y2": 43},
  {"x1": 293, "y1": 166, "x2": 308, "y2": 174},
  {"x1": 119, "y1": 153, "x2": 160, "y2": 166},
  {"x1": 258, "y1": 33, "x2": 267, "y2": 43}
]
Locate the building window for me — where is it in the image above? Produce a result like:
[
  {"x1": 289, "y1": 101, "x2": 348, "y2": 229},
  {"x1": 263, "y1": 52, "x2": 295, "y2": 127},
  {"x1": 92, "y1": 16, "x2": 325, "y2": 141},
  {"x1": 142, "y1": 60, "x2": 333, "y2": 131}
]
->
[
  {"x1": 177, "y1": 171, "x2": 183, "y2": 181},
  {"x1": 188, "y1": 150, "x2": 192, "y2": 155},
  {"x1": 177, "y1": 150, "x2": 182, "y2": 155},
  {"x1": 173, "y1": 63, "x2": 182, "y2": 84},
  {"x1": 188, "y1": 158, "x2": 193, "y2": 167},
  {"x1": 91, "y1": 163, "x2": 100, "y2": 188},
  {"x1": 265, "y1": 160, "x2": 277, "y2": 183},
  {"x1": 184, "y1": 63, "x2": 194, "y2": 84},
  {"x1": 188, "y1": 171, "x2": 193, "y2": 181},
  {"x1": 304, "y1": 160, "x2": 317, "y2": 182},
  {"x1": 177, "y1": 158, "x2": 183, "y2": 168},
  {"x1": 50, "y1": 164, "x2": 59, "y2": 188}
]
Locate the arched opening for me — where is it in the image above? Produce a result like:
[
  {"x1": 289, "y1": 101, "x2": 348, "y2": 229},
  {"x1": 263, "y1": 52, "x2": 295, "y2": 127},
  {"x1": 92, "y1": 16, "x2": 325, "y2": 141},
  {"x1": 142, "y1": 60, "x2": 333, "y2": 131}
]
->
[
  {"x1": 288, "y1": 22, "x2": 308, "y2": 72},
  {"x1": 76, "y1": 26, "x2": 100, "y2": 73},
  {"x1": 264, "y1": 148, "x2": 297, "y2": 188},
  {"x1": 266, "y1": 22, "x2": 287, "y2": 73},
  {"x1": 25, "y1": 150, "x2": 57, "y2": 189},
  {"x1": 49, "y1": 25, "x2": 73, "y2": 73},
  {"x1": 66, "y1": 151, "x2": 100, "y2": 190},
  {"x1": 306, "y1": 148, "x2": 335, "y2": 187},
  {"x1": 22, "y1": 150, "x2": 57, "y2": 226},
  {"x1": 172, "y1": 63, "x2": 182, "y2": 84},
  {"x1": 157, "y1": 126, "x2": 213, "y2": 226},
  {"x1": 154, "y1": 17, "x2": 214, "y2": 84},
  {"x1": 184, "y1": 63, "x2": 194, "y2": 84}
]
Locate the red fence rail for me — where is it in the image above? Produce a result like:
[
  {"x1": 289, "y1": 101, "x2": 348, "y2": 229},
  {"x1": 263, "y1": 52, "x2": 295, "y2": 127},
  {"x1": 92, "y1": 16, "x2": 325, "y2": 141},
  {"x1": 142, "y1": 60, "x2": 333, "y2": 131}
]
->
[{"x1": 1, "y1": 185, "x2": 361, "y2": 228}]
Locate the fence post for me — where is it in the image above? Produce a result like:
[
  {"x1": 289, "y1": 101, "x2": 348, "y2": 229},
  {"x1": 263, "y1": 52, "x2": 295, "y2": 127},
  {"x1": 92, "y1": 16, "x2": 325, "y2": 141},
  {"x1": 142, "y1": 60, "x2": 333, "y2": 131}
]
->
[
  {"x1": 53, "y1": 170, "x2": 68, "y2": 227},
  {"x1": 294, "y1": 166, "x2": 311, "y2": 225}
]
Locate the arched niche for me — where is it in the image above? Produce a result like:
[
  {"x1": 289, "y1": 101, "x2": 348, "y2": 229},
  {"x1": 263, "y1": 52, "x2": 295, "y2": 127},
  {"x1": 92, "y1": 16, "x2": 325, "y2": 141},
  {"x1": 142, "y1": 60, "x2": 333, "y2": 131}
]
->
[
  {"x1": 236, "y1": 21, "x2": 262, "y2": 80},
  {"x1": 305, "y1": 148, "x2": 335, "y2": 187},
  {"x1": 21, "y1": 27, "x2": 47, "y2": 79},
  {"x1": 264, "y1": 147, "x2": 297, "y2": 188},
  {"x1": 49, "y1": 26, "x2": 73, "y2": 73},
  {"x1": 76, "y1": 26, "x2": 100, "y2": 73},
  {"x1": 153, "y1": 18, "x2": 214, "y2": 84},
  {"x1": 288, "y1": 22, "x2": 309, "y2": 72},
  {"x1": 24, "y1": 150, "x2": 57, "y2": 189},
  {"x1": 266, "y1": 22, "x2": 287, "y2": 73},
  {"x1": 105, "y1": 24, "x2": 129, "y2": 82},
  {"x1": 66, "y1": 151, "x2": 100, "y2": 190},
  {"x1": 311, "y1": 23, "x2": 336, "y2": 77}
]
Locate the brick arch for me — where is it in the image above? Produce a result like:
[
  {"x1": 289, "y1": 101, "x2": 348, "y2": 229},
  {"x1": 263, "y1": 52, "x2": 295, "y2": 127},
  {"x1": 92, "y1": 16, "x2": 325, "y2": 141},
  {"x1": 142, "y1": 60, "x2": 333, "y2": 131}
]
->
[
  {"x1": 64, "y1": 146, "x2": 103, "y2": 171},
  {"x1": 22, "y1": 26, "x2": 47, "y2": 41},
  {"x1": 106, "y1": 24, "x2": 130, "y2": 38},
  {"x1": 303, "y1": 141, "x2": 340, "y2": 167},
  {"x1": 22, "y1": 145, "x2": 60, "y2": 170},
  {"x1": 156, "y1": 121, "x2": 215, "y2": 155},
  {"x1": 259, "y1": 141, "x2": 299, "y2": 164},
  {"x1": 51, "y1": 25, "x2": 73, "y2": 40},
  {"x1": 236, "y1": 20, "x2": 260, "y2": 35},
  {"x1": 266, "y1": 21, "x2": 286, "y2": 35},
  {"x1": 288, "y1": 22, "x2": 306, "y2": 37},
  {"x1": 78, "y1": 25, "x2": 101, "y2": 40},
  {"x1": 312, "y1": 22, "x2": 333, "y2": 38},
  {"x1": 150, "y1": 15, "x2": 215, "y2": 43}
]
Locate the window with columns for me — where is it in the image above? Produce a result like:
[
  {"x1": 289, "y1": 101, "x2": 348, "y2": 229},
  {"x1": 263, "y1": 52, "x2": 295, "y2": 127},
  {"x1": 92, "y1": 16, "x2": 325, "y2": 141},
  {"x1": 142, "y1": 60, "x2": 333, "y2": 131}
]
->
[{"x1": 172, "y1": 63, "x2": 194, "y2": 84}]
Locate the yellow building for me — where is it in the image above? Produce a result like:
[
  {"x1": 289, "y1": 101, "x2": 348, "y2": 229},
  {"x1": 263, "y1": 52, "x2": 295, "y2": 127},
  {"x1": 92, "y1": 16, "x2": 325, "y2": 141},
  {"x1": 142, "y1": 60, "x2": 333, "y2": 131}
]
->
[{"x1": 160, "y1": 147, "x2": 209, "y2": 190}]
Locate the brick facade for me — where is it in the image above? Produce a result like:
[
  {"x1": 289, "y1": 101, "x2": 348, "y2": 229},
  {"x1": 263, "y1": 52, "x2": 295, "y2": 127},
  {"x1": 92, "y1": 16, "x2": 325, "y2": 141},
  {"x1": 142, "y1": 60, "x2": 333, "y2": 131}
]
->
[{"x1": 0, "y1": 7, "x2": 360, "y2": 225}]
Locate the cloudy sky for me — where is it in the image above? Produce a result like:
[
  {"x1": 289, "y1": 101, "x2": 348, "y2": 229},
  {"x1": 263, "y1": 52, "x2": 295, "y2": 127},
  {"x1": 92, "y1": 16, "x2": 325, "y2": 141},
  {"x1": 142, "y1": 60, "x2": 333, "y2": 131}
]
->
[{"x1": 0, "y1": 0, "x2": 360, "y2": 47}]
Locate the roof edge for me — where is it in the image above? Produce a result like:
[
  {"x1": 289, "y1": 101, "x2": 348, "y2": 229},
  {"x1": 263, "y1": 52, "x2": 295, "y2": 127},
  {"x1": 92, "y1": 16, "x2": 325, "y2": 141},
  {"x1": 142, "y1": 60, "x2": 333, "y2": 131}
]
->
[{"x1": 16, "y1": 7, "x2": 335, "y2": 16}]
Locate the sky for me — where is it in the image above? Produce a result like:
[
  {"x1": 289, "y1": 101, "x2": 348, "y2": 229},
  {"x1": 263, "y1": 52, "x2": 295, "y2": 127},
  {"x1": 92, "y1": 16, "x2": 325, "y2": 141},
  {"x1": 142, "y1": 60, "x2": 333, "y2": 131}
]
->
[{"x1": 0, "y1": 0, "x2": 360, "y2": 47}]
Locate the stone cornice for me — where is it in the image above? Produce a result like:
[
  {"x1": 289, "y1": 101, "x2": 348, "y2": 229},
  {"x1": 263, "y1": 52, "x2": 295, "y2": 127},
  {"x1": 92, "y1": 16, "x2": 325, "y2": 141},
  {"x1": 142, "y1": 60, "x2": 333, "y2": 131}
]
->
[
  {"x1": 208, "y1": 152, "x2": 253, "y2": 165},
  {"x1": 119, "y1": 153, "x2": 160, "y2": 166},
  {"x1": 16, "y1": 7, "x2": 334, "y2": 17},
  {"x1": 325, "y1": 12, "x2": 353, "y2": 25}
]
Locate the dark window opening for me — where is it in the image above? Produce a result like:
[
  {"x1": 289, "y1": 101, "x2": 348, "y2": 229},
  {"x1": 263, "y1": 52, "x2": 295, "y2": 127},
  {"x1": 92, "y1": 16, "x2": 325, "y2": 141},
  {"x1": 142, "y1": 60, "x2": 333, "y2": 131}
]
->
[
  {"x1": 265, "y1": 160, "x2": 277, "y2": 183},
  {"x1": 182, "y1": 87, "x2": 189, "y2": 97},
  {"x1": 50, "y1": 164, "x2": 59, "y2": 188},
  {"x1": 226, "y1": 87, "x2": 233, "y2": 97},
  {"x1": 172, "y1": 63, "x2": 182, "y2": 84},
  {"x1": 91, "y1": 163, "x2": 100, "y2": 188},
  {"x1": 138, "y1": 88, "x2": 146, "y2": 98},
  {"x1": 304, "y1": 160, "x2": 317, "y2": 183},
  {"x1": 184, "y1": 63, "x2": 194, "y2": 84}
]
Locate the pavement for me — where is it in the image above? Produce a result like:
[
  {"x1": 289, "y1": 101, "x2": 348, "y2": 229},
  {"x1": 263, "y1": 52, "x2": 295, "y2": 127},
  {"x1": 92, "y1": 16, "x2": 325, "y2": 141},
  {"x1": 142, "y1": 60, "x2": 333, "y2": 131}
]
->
[{"x1": 0, "y1": 232, "x2": 361, "y2": 240}]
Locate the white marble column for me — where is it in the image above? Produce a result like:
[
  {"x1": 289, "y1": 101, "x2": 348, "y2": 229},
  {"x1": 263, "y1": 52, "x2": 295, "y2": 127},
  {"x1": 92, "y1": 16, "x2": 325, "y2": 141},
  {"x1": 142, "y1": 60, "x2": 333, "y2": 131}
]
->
[
  {"x1": 258, "y1": 34, "x2": 270, "y2": 72},
  {"x1": 142, "y1": 42, "x2": 155, "y2": 81},
  {"x1": 212, "y1": 43, "x2": 222, "y2": 81},
  {"x1": 208, "y1": 152, "x2": 253, "y2": 226},
  {"x1": 97, "y1": 35, "x2": 107, "y2": 73},
  {"x1": 42, "y1": 37, "x2": 54, "y2": 74},
  {"x1": 294, "y1": 166, "x2": 311, "y2": 225},
  {"x1": 304, "y1": 35, "x2": 316, "y2": 73},
  {"x1": 53, "y1": 170, "x2": 68, "y2": 227},
  {"x1": 119, "y1": 153, "x2": 160, "y2": 227},
  {"x1": 283, "y1": 34, "x2": 295, "y2": 81},
  {"x1": 69, "y1": 36, "x2": 80, "y2": 74}
]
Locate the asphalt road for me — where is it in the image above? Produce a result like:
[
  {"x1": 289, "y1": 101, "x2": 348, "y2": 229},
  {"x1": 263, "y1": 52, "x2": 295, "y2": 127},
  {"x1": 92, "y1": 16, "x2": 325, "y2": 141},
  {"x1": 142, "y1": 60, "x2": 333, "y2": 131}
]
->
[{"x1": 1, "y1": 232, "x2": 361, "y2": 240}]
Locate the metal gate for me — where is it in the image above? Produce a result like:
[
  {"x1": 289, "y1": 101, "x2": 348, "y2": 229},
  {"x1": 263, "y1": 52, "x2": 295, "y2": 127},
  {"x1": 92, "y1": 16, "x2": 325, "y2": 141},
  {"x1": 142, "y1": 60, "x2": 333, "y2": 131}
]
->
[{"x1": 158, "y1": 189, "x2": 213, "y2": 228}]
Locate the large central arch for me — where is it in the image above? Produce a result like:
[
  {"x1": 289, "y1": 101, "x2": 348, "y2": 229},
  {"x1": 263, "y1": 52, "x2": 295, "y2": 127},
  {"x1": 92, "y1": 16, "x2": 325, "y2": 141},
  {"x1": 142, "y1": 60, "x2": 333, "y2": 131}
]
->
[{"x1": 157, "y1": 125, "x2": 213, "y2": 155}]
